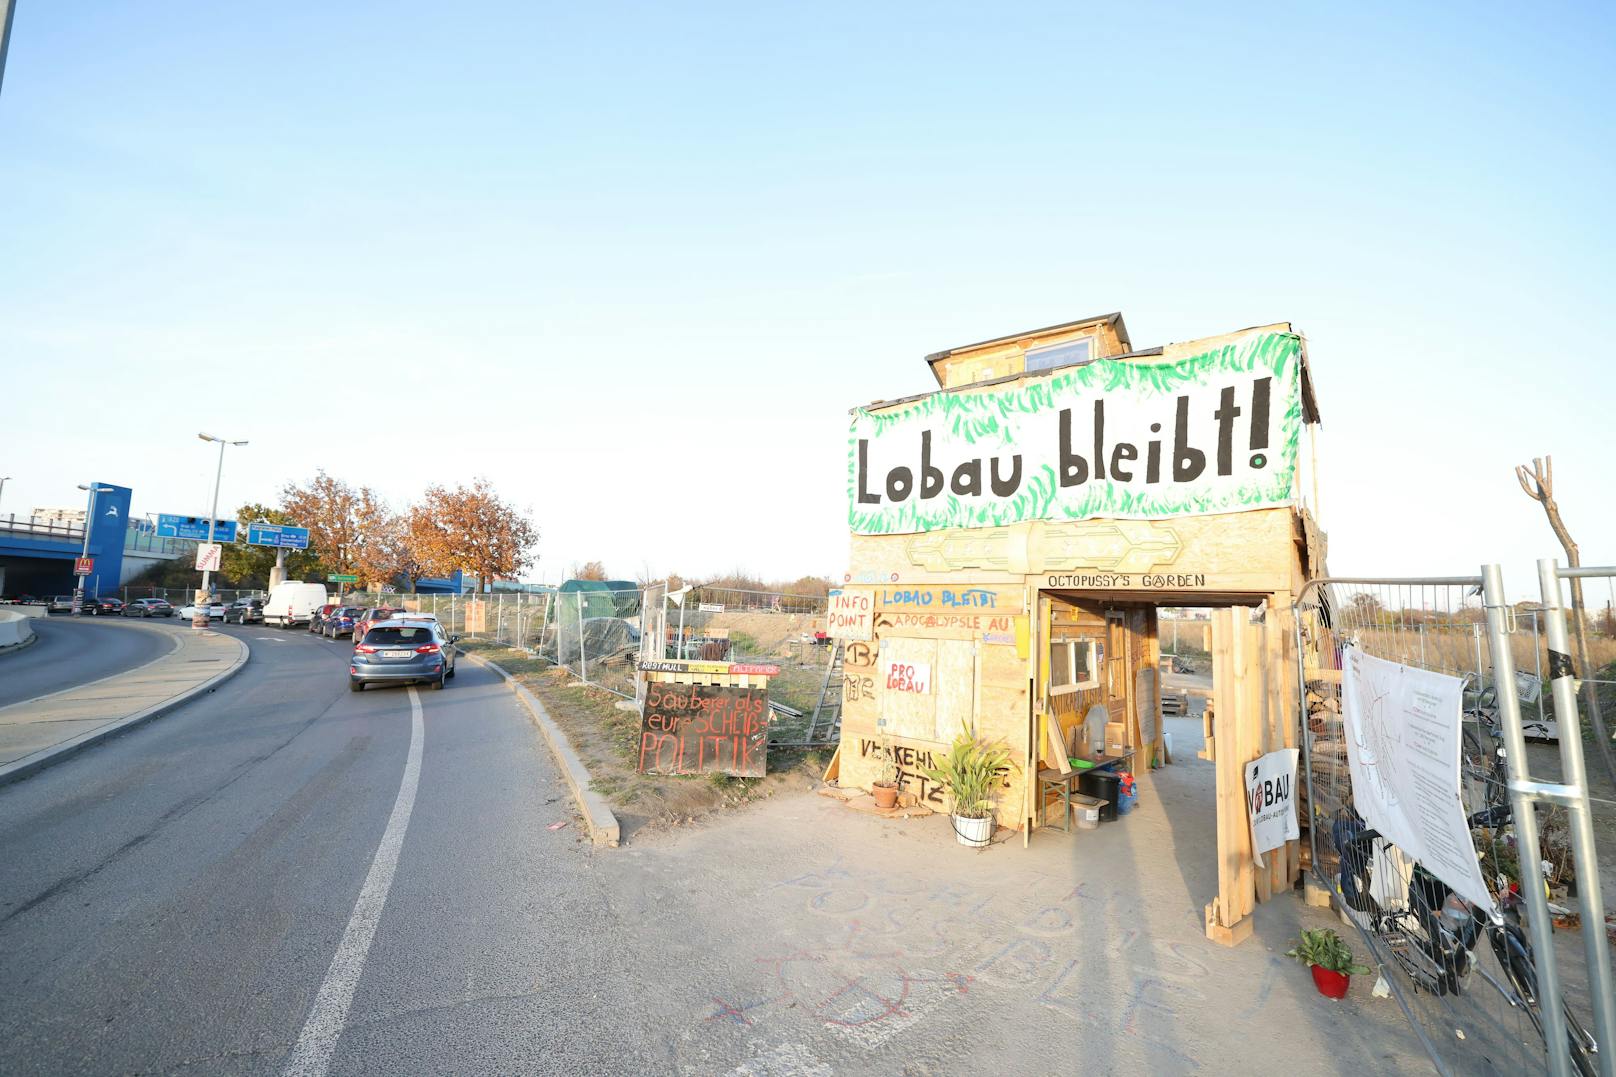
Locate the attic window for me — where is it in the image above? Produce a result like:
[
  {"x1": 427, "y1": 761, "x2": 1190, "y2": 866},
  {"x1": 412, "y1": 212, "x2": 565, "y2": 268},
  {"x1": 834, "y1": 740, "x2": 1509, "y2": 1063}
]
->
[{"x1": 1025, "y1": 337, "x2": 1093, "y2": 373}]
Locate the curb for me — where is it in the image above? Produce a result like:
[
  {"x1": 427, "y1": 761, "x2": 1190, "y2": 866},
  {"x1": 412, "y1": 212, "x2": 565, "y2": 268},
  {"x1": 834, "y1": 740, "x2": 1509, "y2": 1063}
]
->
[
  {"x1": 0, "y1": 632, "x2": 39, "y2": 659},
  {"x1": 0, "y1": 629, "x2": 251, "y2": 789},
  {"x1": 459, "y1": 650, "x2": 622, "y2": 847}
]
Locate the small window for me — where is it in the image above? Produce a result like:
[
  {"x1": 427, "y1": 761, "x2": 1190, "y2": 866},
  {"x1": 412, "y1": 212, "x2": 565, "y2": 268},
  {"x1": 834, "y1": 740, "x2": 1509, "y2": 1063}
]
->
[
  {"x1": 1025, "y1": 337, "x2": 1094, "y2": 373},
  {"x1": 364, "y1": 626, "x2": 433, "y2": 645},
  {"x1": 1049, "y1": 639, "x2": 1099, "y2": 696}
]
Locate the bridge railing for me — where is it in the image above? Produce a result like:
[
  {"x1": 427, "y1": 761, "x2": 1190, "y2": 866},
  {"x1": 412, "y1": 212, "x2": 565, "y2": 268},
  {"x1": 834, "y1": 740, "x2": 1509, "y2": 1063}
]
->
[{"x1": 0, "y1": 514, "x2": 86, "y2": 540}]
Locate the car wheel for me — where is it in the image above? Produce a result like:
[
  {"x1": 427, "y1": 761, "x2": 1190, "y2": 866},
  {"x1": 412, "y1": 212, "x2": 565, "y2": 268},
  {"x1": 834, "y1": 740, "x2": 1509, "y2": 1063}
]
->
[
  {"x1": 446, "y1": 666, "x2": 456, "y2": 679},
  {"x1": 350, "y1": 680, "x2": 363, "y2": 693}
]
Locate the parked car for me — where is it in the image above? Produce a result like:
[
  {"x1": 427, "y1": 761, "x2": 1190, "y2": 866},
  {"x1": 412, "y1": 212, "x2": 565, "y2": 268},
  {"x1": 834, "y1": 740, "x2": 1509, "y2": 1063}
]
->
[
  {"x1": 177, "y1": 601, "x2": 227, "y2": 620},
  {"x1": 47, "y1": 595, "x2": 75, "y2": 615},
  {"x1": 323, "y1": 606, "x2": 365, "y2": 639},
  {"x1": 350, "y1": 619, "x2": 458, "y2": 691},
  {"x1": 224, "y1": 598, "x2": 264, "y2": 624},
  {"x1": 351, "y1": 607, "x2": 405, "y2": 646},
  {"x1": 308, "y1": 604, "x2": 339, "y2": 633},
  {"x1": 261, "y1": 582, "x2": 331, "y2": 628},
  {"x1": 124, "y1": 598, "x2": 175, "y2": 618},
  {"x1": 93, "y1": 597, "x2": 125, "y2": 616}
]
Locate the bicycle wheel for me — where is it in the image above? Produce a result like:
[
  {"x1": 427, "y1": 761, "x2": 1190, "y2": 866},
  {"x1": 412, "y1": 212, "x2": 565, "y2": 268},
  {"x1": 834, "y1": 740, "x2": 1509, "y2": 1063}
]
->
[{"x1": 1492, "y1": 923, "x2": 1598, "y2": 1077}]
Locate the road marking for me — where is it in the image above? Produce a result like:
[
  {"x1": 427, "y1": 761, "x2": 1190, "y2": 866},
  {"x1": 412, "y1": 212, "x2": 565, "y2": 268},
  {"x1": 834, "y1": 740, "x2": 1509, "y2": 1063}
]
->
[{"x1": 282, "y1": 687, "x2": 424, "y2": 1076}]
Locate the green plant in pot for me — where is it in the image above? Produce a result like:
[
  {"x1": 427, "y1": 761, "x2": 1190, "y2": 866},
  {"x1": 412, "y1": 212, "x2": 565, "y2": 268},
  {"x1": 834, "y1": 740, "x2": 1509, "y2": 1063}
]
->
[
  {"x1": 872, "y1": 736, "x2": 900, "y2": 809},
  {"x1": 1286, "y1": 927, "x2": 1370, "y2": 999},
  {"x1": 923, "y1": 724, "x2": 1012, "y2": 848}
]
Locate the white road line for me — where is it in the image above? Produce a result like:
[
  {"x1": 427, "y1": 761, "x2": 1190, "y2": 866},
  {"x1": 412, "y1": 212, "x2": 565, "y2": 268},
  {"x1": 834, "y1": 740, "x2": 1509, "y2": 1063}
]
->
[{"x1": 282, "y1": 687, "x2": 424, "y2": 1076}]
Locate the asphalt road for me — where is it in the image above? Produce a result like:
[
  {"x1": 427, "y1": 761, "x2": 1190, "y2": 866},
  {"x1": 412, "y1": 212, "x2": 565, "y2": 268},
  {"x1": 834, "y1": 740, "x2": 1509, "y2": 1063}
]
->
[
  {"x1": 0, "y1": 614, "x2": 174, "y2": 709},
  {"x1": 0, "y1": 626, "x2": 643, "y2": 1075}
]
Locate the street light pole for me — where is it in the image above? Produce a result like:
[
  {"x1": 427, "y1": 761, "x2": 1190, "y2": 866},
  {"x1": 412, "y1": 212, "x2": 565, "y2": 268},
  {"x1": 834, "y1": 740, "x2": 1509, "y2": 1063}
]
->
[
  {"x1": 194, "y1": 433, "x2": 247, "y2": 629},
  {"x1": 0, "y1": 0, "x2": 17, "y2": 101},
  {"x1": 74, "y1": 483, "x2": 112, "y2": 613},
  {"x1": 0, "y1": 475, "x2": 11, "y2": 517}
]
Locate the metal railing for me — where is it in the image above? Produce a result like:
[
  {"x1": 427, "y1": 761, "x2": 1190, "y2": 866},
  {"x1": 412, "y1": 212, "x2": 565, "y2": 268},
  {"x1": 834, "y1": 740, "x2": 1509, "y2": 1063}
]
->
[{"x1": 1297, "y1": 569, "x2": 1613, "y2": 1077}]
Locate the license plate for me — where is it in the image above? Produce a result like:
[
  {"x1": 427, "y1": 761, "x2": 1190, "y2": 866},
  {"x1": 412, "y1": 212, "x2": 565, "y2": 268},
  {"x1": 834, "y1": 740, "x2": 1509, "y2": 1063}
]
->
[{"x1": 383, "y1": 649, "x2": 413, "y2": 659}]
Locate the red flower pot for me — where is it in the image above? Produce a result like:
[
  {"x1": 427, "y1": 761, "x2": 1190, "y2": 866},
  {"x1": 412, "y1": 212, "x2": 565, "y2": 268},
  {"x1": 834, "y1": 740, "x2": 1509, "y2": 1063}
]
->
[
  {"x1": 872, "y1": 784, "x2": 899, "y2": 809},
  {"x1": 1311, "y1": 964, "x2": 1350, "y2": 999}
]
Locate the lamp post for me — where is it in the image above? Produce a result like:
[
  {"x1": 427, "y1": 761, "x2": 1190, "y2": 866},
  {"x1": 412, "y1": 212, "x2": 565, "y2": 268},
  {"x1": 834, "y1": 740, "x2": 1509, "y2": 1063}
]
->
[
  {"x1": 194, "y1": 433, "x2": 247, "y2": 629},
  {"x1": 74, "y1": 484, "x2": 113, "y2": 613},
  {"x1": 0, "y1": 475, "x2": 11, "y2": 517}
]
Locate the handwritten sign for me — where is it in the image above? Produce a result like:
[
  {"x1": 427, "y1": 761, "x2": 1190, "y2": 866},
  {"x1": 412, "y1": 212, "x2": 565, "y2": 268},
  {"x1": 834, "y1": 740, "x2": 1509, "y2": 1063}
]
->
[
  {"x1": 639, "y1": 682, "x2": 770, "y2": 777},
  {"x1": 827, "y1": 588, "x2": 874, "y2": 641},
  {"x1": 884, "y1": 658, "x2": 932, "y2": 694},
  {"x1": 638, "y1": 659, "x2": 778, "y2": 676}
]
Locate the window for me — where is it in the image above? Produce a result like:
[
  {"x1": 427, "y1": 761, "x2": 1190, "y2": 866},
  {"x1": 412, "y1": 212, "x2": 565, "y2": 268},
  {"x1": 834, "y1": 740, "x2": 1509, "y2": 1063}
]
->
[
  {"x1": 1049, "y1": 639, "x2": 1099, "y2": 696},
  {"x1": 364, "y1": 626, "x2": 434, "y2": 645},
  {"x1": 1024, "y1": 337, "x2": 1094, "y2": 373}
]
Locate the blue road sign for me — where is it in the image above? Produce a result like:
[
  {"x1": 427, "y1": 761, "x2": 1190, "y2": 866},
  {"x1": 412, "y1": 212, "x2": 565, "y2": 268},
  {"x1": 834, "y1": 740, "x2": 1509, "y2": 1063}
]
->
[
  {"x1": 246, "y1": 522, "x2": 310, "y2": 550},
  {"x1": 156, "y1": 514, "x2": 238, "y2": 542}
]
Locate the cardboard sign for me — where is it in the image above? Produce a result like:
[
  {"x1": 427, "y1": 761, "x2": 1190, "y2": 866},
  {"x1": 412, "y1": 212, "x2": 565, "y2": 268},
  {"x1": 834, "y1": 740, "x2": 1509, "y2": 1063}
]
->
[
  {"x1": 639, "y1": 682, "x2": 769, "y2": 777},
  {"x1": 883, "y1": 658, "x2": 932, "y2": 694},
  {"x1": 827, "y1": 588, "x2": 874, "y2": 640}
]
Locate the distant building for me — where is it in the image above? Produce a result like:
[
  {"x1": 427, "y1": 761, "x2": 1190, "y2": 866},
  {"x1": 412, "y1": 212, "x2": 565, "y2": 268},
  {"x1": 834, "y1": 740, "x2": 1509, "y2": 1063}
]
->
[{"x1": 31, "y1": 507, "x2": 87, "y2": 526}]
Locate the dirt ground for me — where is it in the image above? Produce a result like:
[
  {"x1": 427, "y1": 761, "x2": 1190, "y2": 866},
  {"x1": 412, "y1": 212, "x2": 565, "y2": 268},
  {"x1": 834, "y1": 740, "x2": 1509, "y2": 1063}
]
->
[
  {"x1": 458, "y1": 641, "x2": 829, "y2": 838},
  {"x1": 590, "y1": 712, "x2": 1431, "y2": 1074}
]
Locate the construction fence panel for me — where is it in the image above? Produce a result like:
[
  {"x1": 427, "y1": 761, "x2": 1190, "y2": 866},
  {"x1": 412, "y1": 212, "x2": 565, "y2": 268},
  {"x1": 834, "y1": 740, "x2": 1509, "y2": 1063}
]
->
[{"x1": 1297, "y1": 576, "x2": 1609, "y2": 1077}]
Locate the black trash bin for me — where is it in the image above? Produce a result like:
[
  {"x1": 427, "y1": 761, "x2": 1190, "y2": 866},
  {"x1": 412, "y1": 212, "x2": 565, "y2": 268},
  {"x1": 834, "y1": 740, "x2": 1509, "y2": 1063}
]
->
[{"x1": 1078, "y1": 770, "x2": 1121, "y2": 822}]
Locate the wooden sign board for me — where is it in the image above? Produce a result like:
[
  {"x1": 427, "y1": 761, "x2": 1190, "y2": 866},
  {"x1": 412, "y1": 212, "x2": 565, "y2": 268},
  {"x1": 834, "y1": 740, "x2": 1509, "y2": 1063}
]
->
[
  {"x1": 638, "y1": 682, "x2": 769, "y2": 777},
  {"x1": 827, "y1": 588, "x2": 874, "y2": 640}
]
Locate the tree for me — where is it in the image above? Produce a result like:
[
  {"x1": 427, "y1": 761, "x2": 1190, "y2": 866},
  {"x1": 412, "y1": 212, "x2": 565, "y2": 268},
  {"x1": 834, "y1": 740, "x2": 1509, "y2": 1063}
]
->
[
  {"x1": 575, "y1": 561, "x2": 608, "y2": 581},
  {"x1": 279, "y1": 471, "x2": 404, "y2": 588},
  {"x1": 408, "y1": 478, "x2": 538, "y2": 591},
  {"x1": 220, "y1": 502, "x2": 323, "y2": 587}
]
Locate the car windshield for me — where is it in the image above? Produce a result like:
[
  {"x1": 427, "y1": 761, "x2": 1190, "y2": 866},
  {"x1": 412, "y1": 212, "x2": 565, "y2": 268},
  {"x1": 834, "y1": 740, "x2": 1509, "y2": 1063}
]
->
[{"x1": 363, "y1": 626, "x2": 435, "y2": 645}]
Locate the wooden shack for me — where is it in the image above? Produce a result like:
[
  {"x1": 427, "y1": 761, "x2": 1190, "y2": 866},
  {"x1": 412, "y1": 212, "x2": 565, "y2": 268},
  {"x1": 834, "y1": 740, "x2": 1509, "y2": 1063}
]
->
[{"x1": 832, "y1": 312, "x2": 1324, "y2": 944}]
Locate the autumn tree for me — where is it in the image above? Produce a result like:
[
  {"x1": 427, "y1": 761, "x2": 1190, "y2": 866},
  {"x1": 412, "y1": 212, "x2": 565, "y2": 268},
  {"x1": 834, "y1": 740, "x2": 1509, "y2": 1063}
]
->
[
  {"x1": 280, "y1": 471, "x2": 404, "y2": 588},
  {"x1": 408, "y1": 478, "x2": 538, "y2": 591},
  {"x1": 575, "y1": 561, "x2": 608, "y2": 581}
]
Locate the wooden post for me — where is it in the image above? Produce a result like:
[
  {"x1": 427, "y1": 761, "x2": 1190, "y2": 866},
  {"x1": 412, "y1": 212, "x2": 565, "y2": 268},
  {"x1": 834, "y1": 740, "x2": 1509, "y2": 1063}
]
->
[{"x1": 1206, "y1": 608, "x2": 1255, "y2": 946}]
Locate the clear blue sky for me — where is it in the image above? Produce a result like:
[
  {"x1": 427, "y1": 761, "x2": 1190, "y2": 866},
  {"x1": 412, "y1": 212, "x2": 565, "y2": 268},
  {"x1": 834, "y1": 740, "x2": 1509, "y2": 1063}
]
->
[{"x1": 2, "y1": 2, "x2": 1613, "y2": 595}]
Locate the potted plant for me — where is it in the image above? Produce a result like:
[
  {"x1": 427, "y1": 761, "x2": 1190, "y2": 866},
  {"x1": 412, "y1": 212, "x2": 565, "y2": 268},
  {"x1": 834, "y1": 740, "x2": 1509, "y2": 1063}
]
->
[
  {"x1": 1285, "y1": 927, "x2": 1370, "y2": 999},
  {"x1": 872, "y1": 737, "x2": 900, "y2": 809},
  {"x1": 923, "y1": 724, "x2": 1012, "y2": 848}
]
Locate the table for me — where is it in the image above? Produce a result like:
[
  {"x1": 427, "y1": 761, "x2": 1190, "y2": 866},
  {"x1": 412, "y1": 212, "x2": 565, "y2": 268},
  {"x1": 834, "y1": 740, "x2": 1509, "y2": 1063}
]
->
[{"x1": 1037, "y1": 752, "x2": 1135, "y2": 833}]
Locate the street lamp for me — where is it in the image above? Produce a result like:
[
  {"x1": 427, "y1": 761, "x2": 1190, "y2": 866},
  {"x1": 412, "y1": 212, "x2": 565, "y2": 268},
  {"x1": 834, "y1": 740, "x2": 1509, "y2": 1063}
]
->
[
  {"x1": 74, "y1": 483, "x2": 114, "y2": 614},
  {"x1": 0, "y1": 475, "x2": 11, "y2": 518},
  {"x1": 194, "y1": 433, "x2": 247, "y2": 629}
]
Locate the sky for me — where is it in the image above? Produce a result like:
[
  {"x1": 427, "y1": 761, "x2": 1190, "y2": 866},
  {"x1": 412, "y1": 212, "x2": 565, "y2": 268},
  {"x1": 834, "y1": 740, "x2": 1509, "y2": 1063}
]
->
[{"x1": 2, "y1": 2, "x2": 1613, "y2": 596}]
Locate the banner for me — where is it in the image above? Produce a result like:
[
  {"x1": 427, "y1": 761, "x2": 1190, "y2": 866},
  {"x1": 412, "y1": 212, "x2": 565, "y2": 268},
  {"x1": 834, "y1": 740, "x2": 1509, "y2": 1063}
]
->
[
  {"x1": 1341, "y1": 646, "x2": 1495, "y2": 913},
  {"x1": 848, "y1": 329, "x2": 1303, "y2": 535},
  {"x1": 638, "y1": 682, "x2": 770, "y2": 777},
  {"x1": 1244, "y1": 748, "x2": 1300, "y2": 868}
]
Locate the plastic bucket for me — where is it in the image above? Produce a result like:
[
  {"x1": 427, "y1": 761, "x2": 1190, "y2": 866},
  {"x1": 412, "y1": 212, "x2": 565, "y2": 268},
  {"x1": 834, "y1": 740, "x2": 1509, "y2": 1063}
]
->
[
  {"x1": 1071, "y1": 793, "x2": 1105, "y2": 830},
  {"x1": 954, "y1": 814, "x2": 993, "y2": 848}
]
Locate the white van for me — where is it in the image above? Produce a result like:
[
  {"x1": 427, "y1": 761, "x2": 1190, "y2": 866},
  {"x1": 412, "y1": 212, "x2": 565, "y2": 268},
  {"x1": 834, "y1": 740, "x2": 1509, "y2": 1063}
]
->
[{"x1": 262, "y1": 582, "x2": 330, "y2": 627}]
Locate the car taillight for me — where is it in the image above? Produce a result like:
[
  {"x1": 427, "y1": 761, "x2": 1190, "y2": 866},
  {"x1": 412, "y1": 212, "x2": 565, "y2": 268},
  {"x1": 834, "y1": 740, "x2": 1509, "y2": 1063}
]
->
[
  {"x1": 415, "y1": 643, "x2": 440, "y2": 654},
  {"x1": 355, "y1": 645, "x2": 377, "y2": 654}
]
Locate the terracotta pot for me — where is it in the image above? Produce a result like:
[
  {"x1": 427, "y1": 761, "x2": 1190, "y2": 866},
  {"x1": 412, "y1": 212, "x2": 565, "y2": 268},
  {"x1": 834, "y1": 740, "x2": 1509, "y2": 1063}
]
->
[
  {"x1": 872, "y1": 783, "x2": 899, "y2": 809},
  {"x1": 1310, "y1": 964, "x2": 1350, "y2": 999}
]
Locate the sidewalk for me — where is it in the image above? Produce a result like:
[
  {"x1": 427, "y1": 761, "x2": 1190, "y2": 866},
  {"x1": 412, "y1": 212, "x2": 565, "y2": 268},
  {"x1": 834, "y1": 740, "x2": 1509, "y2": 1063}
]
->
[{"x1": 0, "y1": 621, "x2": 248, "y2": 785}]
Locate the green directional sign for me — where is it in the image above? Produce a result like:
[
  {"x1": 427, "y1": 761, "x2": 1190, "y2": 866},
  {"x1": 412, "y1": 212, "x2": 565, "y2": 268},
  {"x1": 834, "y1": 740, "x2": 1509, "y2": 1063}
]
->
[{"x1": 327, "y1": 573, "x2": 359, "y2": 583}]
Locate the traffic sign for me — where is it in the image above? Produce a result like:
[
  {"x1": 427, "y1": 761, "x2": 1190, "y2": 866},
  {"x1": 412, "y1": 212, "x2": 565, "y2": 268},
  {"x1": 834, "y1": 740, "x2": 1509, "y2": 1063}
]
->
[
  {"x1": 246, "y1": 522, "x2": 310, "y2": 549},
  {"x1": 73, "y1": 557, "x2": 94, "y2": 576},
  {"x1": 327, "y1": 573, "x2": 358, "y2": 583},
  {"x1": 157, "y1": 514, "x2": 238, "y2": 542},
  {"x1": 195, "y1": 543, "x2": 223, "y2": 571}
]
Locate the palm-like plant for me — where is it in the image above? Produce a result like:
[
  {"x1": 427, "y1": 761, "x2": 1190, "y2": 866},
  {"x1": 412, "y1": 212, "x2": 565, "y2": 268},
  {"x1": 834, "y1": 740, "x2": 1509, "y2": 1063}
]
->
[{"x1": 923, "y1": 724, "x2": 1012, "y2": 820}]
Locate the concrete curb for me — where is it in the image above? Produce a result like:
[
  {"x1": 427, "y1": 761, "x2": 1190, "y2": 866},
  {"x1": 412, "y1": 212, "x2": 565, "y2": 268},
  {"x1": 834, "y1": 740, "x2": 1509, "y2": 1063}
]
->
[
  {"x1": 0, "y1": 632, "x2": 39, "y2": 660},
  {"x1": 0, "y1": 629, "x2": 251, "y2": 789},
  {"x1": 460, "y1": 650, "x2": 622, "y2": 847}
]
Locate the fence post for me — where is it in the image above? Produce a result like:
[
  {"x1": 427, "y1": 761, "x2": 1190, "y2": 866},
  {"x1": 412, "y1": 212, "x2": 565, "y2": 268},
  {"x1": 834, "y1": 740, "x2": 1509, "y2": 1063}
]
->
[
  {"x1": 1481, "y1": 563, "x2": 1573, "y2": 1077},
  {"x1": 577, "y1": 594, "x2": 588, "y2": 684},
  {"x1": 1536, "y1": 560, "x2": 1616, "y2": 1071}
]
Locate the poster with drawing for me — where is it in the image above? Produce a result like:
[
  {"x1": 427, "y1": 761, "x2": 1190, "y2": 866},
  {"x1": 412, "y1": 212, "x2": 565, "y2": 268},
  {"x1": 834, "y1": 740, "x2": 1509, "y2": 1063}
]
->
[
  {"x1": 1341, "y1": 646, "x2": 1495, "y2": 912},
  {"x1": 1244, "y1": 748, "x2": 1299, "y2": 868}
]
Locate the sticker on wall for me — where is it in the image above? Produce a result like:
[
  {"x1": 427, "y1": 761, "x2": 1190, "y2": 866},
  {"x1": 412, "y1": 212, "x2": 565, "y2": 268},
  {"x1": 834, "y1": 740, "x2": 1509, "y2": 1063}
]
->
[{"x1": 883, "y1": 658, "x2": 932, "y2": 694}]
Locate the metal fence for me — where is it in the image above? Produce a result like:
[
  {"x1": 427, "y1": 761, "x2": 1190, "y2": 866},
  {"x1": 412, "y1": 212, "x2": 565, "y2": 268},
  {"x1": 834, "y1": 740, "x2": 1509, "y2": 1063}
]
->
[{"x1": 1297, "y1": 569, "x2": 1613, "y2": 1077}]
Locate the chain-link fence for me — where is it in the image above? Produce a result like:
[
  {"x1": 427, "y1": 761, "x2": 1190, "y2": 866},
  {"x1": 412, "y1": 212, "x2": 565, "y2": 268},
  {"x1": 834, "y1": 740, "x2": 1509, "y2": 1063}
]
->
[{"x1": 1297, "y1": 574, "x2": 1611, "y2": 1077}]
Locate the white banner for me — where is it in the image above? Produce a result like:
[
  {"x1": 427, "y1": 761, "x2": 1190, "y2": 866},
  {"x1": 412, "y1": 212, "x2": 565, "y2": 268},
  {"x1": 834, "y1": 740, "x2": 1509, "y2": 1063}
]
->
[
  {"x1": 194, "y1": 543, "x2": 222, "y2": 571},
  {"x1": 1244, "y1": 747, "x2": 1300, "y2": 868},
  {"x1": 1341, "y1": 646, "x2": 1495, "y2": 913},
  {"x1": 848, "y1": 329, "x2": 1303, "y2": 535}
]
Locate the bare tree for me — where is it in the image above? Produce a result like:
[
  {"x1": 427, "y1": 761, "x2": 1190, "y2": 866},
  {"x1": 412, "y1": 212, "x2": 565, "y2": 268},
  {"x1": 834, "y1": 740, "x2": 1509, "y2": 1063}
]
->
[{"x1": 1516, "y1": 455, "x2": 1616, "y2": 787}]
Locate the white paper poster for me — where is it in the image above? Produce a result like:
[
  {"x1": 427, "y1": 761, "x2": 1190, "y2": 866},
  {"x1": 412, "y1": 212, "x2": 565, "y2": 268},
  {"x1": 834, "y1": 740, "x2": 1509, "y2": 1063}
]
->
[
  {"x1": 826, "y1": 588, "x2": 874, "y2": 641},
  {"x1": 1341, "y1": 646, "x2": 1495, "y2": 913},
  {"x1": 1244, "y1": 748, "x2": 1300, "y2": 868},
  {"x1": 194, "y1": 542, "x2": 222, "y2": 571}
]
